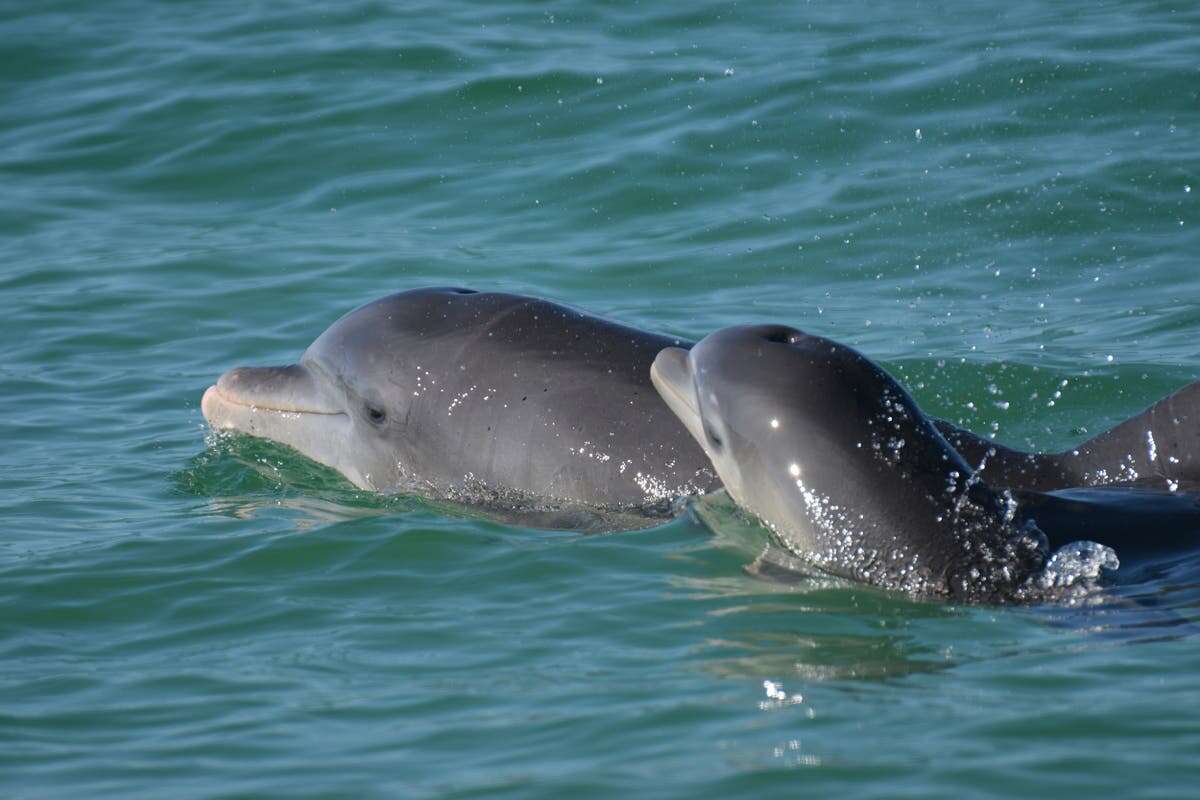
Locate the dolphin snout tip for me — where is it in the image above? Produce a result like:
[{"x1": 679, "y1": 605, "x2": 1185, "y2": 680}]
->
[
  {"x1": 202, "y1": 367, "x2": 252, "y2": 428},
  {"x1": 650, "y1": 346, "x2": 691, "y2": 390},
  {"x1": 200, "y1": 384, "x2": 221, "y2": 425},
  {"x1": 202, "y1": 376, "x2": 244, "y2": 427}
]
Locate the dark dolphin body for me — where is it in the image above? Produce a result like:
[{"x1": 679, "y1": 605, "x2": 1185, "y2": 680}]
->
[
  {"x1": 203, "y1": 287, "x2": 1200, "y2": 534},
  {"x1": 651, "y1": 325, "x2": 1200, "y2": 602}
]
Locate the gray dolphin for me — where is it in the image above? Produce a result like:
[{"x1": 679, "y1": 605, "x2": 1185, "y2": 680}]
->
[
  {"x1": 651, "y1": 325, "x2": 1200, "y2": 602},
  {"x1": 202, "y1": 287, "x2": 721, "y2": 524}
]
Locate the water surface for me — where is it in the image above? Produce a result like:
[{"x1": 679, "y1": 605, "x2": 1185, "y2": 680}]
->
[{"x1": 3, "y1": 1, "x2": 1199, "y2": 796}]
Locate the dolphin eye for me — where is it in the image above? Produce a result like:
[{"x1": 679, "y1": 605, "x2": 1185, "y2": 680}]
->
[
  {"x1": 703, "y1": 421, "x2": 724, "y2": 450},
  {"x1": 365, "y1": 404, "x2": 386, "y2": 424}
]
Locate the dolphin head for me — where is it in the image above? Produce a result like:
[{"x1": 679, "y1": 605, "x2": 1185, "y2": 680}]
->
[
  {"x1": 201, "y1": 289, "x2": 478, "y2": 490},
  {"x1": 651, "y1": 324, "x2": 872, "y2": 523}
]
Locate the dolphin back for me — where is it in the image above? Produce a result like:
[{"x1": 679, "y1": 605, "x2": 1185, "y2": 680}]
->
[{"x1": 936, "y1": 381, "x2": 1200, "y2": 493}]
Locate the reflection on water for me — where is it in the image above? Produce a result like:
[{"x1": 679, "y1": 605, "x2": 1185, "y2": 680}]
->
[
  {"x1": 171, "y1": 432, "x2": 398, "y2": 526},
  {"x1": 670, "y1": 493, "x2": 959, "y2": 680},
  {"x1": 179, "y1": 431, "x2": 679, "y2": 532},
  {"x1": 684, "y1": 489, "x2": 1200, "y2": 683},
  {"x1": 701, "y1": 631, "x2": 951, "y2": 682},
  {"x1": 177, "y1": 432, "x2": 632, "y2": 531}
]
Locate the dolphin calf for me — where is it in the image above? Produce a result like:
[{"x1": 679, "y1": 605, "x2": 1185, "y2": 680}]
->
[{"x1": 651, "y1": 325, "x2": 1200, "y2": 602}]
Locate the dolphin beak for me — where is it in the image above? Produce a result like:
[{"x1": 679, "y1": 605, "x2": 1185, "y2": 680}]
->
[
  {"x1": 650, "y1": 347, "x2": 707, "y2": 450},
  {"x1": 203, "y1": 364, "x2": 341, "y2": 420},
  {"x1": 201, "y1": 364, "x2": 364, "y2": 487}
]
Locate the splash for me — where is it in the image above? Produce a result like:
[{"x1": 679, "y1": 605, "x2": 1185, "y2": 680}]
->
[{"x1": 1029, "y1": 540, "x2": 1120, "y2": 603}]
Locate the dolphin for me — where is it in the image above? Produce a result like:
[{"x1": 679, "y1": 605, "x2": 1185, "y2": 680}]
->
[
  {"x1": 651, "y1": 325, "x2": 1200, "y2": 602},
  {"x1": 201, "y1": 287, "x2": 721, "y2": 525}
]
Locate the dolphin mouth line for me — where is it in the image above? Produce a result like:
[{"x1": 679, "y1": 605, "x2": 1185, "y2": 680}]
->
[{"x1": 204, "y1": 384, "x2": 346, "y2": 417}]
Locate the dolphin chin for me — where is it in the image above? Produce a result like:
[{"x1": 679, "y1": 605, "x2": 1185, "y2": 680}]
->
[{"x1": 201, "y1": 364, "x2": 367, "y2": 489}]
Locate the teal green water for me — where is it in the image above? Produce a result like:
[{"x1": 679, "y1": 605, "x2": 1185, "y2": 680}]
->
[{"x1": 3, "y1": 1, "x2": 1200, "y2": 796}]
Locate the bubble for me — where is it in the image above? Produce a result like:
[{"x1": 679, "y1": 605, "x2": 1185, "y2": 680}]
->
[{"x1": 1036, "y1": 541, "x2": 1119, "y2": 591}]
